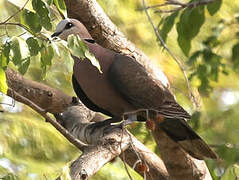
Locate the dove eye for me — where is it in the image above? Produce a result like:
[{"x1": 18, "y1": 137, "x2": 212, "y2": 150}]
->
[{"x1": 65, "y1": 22, "x2": 74, "y2": 29}]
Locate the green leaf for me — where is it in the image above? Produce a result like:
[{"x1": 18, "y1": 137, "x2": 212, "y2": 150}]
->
[
  {"x1": 18, "y1": 57, "x2": 30, "y2": 75},
  {"x1": 189, "y1": 111, "x2": 201, "y2": 130},
  {"x1": 187, "y1": 6, "x2": 205, "y2": 39},
  {"x1": 47, "y1": 0, "x2": 53, "y2": 5},
  {"x1": 176, "y1": 6, "x2": 205, "y2": 55},
  {"x1": 32, "y1": 0, "x2": 52, "y2": 31},
  {"x1": 0, "y1": 53, "x2": 8, "y2": 69},
  {"x1": 11, "y1": 37, "x2": 30, "y2": 66},
  {"x1": 232, "y1": 43, "x2": 239, "y2": 68},
  {"x1": 40, "y1": 44, "x2": 54, "y2": 67},
  {"x1": 26, "y1": 37, "x2": 40, "y2": 56},
  {"x1": 187, "y1": 50, "x2": 201, "y2": 65},
  {"x1": 203, "y1": 35, "x2": 220, "y2": 48},
  {"x1": 7, "y1": 0, "x2": 34, "y2": 12},
  {"x1": 177, "y1": 35, "x2": 191, "y2": 56},
  {"x1": 0, "y1": 67, "x2": 8, "y2": 94},
  {"x1": 40, "y1": 44, "x2": 54, "y2": 79},
  {"x1": 207, "y1": 0, "x2": 222, "y2": 16},
  {"x1": 53, "y1": 0, "x2": 67, "y2": 18},
  {"x1": 85, "y1": 49, "x2": 102, "y2": 73},
  {"x1": 67, "y1": 35, "x2": 102, "y2": 73},
  {"x1": 67, "y1": 35, "x2": 85, "y2": 59},
  {"x1": 159, "y1": 12, "x2": 178, "y2": 42},
  {"x1": 196, "y1": 64, "x2": 212, "y2": 95},
  {"x1": 20, "y1": 10, "x2": 42, "y2": 33},
  {"x1": 0, "y1": 43, "x2": 11, "y2": 68}
]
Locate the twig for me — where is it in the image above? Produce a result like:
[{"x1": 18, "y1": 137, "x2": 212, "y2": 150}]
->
[
  {"x1": 141, "y1": 0, "x2": 220, "y2": 13},
  {"x1": 138, "y1": 0, "x2": 186, "y2": 11},
  {"x1": 120, "y1": 128, "x2": 134, "y2": 180},
  {"x1": 8, "y1": 88, "x2": 88, "y2": 149},
  {"x1": 142, "y1": 0, "x2": 200, "y2": 110},
  {"x1": 0, "y1": 0, "x2": 30, "y2": 24},
  {"x1": 0, "y1": 22, "x2": 31, "y2": 32}
]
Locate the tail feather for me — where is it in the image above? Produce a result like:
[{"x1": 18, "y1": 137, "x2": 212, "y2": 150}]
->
[
  {"x1": 159, "y1": 118, "x2": 217, "y2": 160},
  {"x1": 158, "y1": 102, "x2": 191, "y2": 119}
]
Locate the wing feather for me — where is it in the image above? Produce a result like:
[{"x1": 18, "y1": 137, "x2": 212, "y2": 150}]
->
[{"x1": 108, "y1": 54, "x2": 190, "y2": 119}]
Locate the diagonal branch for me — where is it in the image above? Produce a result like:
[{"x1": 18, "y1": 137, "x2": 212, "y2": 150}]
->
[
  {"x1": 5, "y1": 68, "x2": 169, "y2": 179},
  {"x1": 141, "y1": 0, "x2": 220, "y2": 13},
  {"x1": 7, "y1": 86, "x2": 87, "y2": 149},
  {"x1": 0, "y1": 0, "x2": 30, "y2": 25}
]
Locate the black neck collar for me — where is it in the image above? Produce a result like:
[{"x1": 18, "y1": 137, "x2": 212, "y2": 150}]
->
[{"x1": 84, "y1": 39, "x2": 95, "y2": 43}]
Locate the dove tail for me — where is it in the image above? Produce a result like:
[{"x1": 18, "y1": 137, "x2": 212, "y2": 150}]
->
[{"x1": 159, "y1": 118, "x2": 217, "y2": 160}]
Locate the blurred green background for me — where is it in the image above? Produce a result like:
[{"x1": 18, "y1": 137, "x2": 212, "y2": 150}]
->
[{"x1": 0, "y1": 0, "x2": 239, "y2": 179}]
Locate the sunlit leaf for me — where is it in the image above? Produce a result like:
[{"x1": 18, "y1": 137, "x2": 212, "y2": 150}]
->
[
  {"x1": 67, "y1": 35, "x2": 102, "y2": 73},
  {"x1": 177, "y1": 6, "x2": 205, "y2": 55},
  {"x1": 40, "y1": 43, "x2": 54, "y2": 79},
  {"x1": 159, "y1": 12, "x2": 178, "y2": 42},
  {"x1": 189, "y1": 111, "x2": 201, "y2": 130},
  {"x1": 11, "y1": 37, "x2": 30, "y2": 66},
  {"x1": 40, "y1": 44, "x2": 54, "y2": 67},
  {"x1": 0, "y1": 43, "x2": 11, "y2": 68},
  {"x1": 85, "y1": 49, "x2": 102, "y2": 73},
  {"x1": 47, "y1": 0, "x2": 54, "y2": 5},
  {"x1": 7, "y1": 0, "x2": 34, "y2": 12},
  {"x1": 20, "y1": 10, "x2": 42, "y2": 33},
  {"x1": 187, "y1": 51, "x2": 201, "y2": 65},
  {"x1": 26, "y1": 37, "x2": 40, "y2": 56},
  {"x1": 207, "y1": 0, "x2": 222, "y2": 16},
  {"x1": 67, "y1": 35, "x2": 84, "y2": 59},
  {"x1": 18, "y1": 57, "x2": 30, "y2": 75},
  {"x1": 177, "y1": 35, "x2": 191, "y2": 56},
  {"x1": 0, "y1": 67, "x2": 8, "y2": 94},
  {"x1": 53, "y1": 0, "x2": 67, "y2": 18},
  {"x1": 32, "y1": 0, "x2": 52, "y2": 31}
]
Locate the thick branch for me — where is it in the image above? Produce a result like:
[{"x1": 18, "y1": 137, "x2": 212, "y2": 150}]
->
[
  {"x1": 57, "y1": 105, "x2": 169, "y2": 179},
  {"x1": 6, "y1": 68, "x2": 72, "y2": 113},
  {"x1": 152, "y1": 0, "x2": 220, "y2": 13},
  {"x1": 5, "y1": 68, "x2": 169, "y2": 179}
]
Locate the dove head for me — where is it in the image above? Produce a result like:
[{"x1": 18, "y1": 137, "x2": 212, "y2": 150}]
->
[{"x1": 51, "y1": 18, "x2": 92, "y2": 40}]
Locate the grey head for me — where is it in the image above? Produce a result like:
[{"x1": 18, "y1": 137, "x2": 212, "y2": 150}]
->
[{"x1": 51, "y1": 18, "x2": 92, "y2": 40}]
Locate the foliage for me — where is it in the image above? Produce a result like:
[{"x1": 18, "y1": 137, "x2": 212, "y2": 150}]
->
[{"x1": 0, "y1": 0, "x2": 239, "y2": 179}]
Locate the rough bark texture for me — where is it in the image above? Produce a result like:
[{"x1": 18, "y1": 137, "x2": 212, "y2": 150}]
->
[
  {"x1": 6, "y1": 68, "x2": 72, "y2": 113},
  {"x1": 57, "y1": 105, "x2": 169, "y2": 180}
]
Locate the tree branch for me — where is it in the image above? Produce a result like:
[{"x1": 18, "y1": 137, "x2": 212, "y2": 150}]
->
[
  {"x1": 139, "y1": 0, "x2": 220, "y2": 13},
  {"x1": 5, "y1": 68, "x2": 169, "y2": 179},
  {"x1": 6, "y1": 68, "x2": 72, "y2": 113}
]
